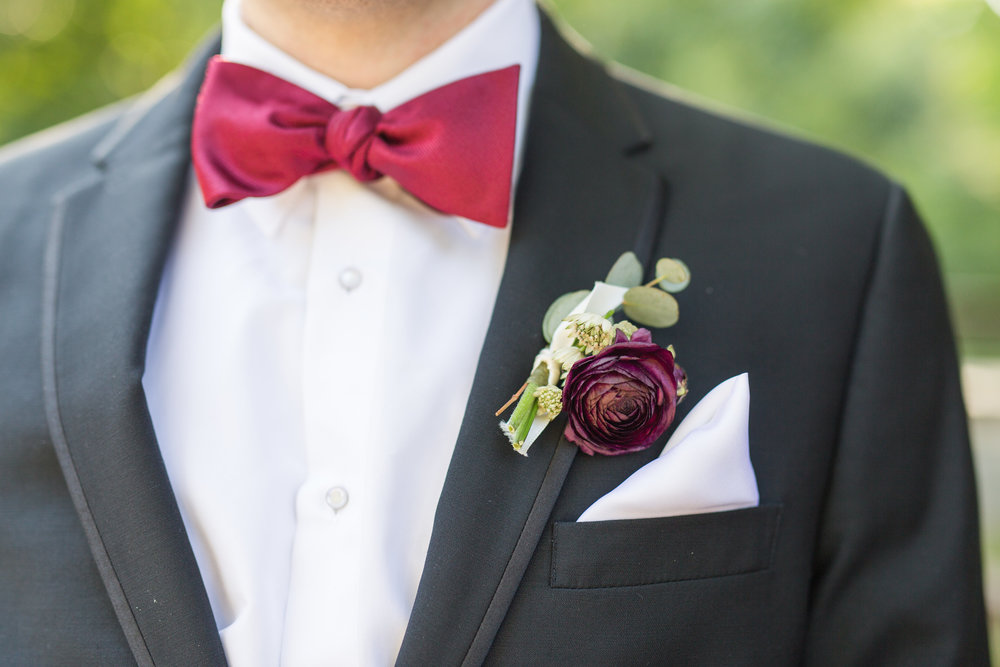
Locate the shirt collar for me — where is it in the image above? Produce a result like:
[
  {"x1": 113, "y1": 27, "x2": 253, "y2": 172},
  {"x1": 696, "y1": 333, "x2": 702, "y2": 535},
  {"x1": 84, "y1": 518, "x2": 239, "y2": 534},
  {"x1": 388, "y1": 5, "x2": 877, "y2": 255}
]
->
[
  {"x1": 222, "y1": 0, "x2": 538, "y2": 111},
  {"x1": 219, "y1": 0, "x2": 539, "y2": 238}
]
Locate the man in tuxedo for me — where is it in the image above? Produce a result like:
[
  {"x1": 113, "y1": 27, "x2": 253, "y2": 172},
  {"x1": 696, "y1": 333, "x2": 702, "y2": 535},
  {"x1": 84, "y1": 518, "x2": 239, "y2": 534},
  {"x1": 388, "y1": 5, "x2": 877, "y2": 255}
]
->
[{"x1": 0, "y1": 0, "x2": 989, "y2": 663}]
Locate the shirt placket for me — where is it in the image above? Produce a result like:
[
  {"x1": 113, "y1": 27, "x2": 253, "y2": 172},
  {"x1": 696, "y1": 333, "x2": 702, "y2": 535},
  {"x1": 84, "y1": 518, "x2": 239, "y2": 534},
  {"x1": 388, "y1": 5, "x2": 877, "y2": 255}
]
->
[{"x1": 281, "y1": 171, "x2": 394, "y2": 664}]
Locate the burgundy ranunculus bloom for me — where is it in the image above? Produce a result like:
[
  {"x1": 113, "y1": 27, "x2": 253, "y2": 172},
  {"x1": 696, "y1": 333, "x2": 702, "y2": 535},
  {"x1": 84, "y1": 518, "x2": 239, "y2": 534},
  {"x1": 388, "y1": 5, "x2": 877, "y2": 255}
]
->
[{"x1": 562, "y1": 328, "x2": 685, "y2": 456}]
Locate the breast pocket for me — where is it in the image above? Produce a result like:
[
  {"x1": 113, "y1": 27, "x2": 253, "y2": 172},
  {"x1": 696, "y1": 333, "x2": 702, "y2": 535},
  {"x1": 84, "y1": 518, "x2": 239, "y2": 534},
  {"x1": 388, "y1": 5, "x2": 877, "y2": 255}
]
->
[{"x1": 550, "y1": 504, "x2": 782, "y2": 589}]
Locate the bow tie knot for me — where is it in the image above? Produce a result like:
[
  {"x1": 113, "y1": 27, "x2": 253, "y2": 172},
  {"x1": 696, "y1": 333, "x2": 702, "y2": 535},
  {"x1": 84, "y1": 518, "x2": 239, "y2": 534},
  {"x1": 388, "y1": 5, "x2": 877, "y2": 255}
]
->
[{"x1": 324, "y1": 105, "x2": 383, "y2": 182}]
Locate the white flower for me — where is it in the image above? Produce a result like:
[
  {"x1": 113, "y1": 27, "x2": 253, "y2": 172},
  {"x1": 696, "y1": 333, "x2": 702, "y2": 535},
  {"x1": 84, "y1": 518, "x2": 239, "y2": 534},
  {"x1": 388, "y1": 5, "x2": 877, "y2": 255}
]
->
[
  {"x1": 549, "y1": 319, "x2": 576, "y2": 354},
  {"x1": 534, "y1": 385, "x2": 563, "y2": 418},
  {"x1": 552, "y1": 345, "x2": 584, "y2": 378},
  {"x1": 563, "y1": 312, "x2": 615, "y2": 355},
  {"x1": 532, "y1": 349, "x2": 562, "y2": 386}
]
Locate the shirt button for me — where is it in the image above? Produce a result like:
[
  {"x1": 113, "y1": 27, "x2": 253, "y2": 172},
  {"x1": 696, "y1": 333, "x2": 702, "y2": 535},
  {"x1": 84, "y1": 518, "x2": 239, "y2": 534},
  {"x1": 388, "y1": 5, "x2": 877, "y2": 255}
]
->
[
  {"x1": 338, "y1": 267, "x2": 362, "y2": 292},
  {"x1": 325, "y1": 486, "x2": 349, "y2": 513}
]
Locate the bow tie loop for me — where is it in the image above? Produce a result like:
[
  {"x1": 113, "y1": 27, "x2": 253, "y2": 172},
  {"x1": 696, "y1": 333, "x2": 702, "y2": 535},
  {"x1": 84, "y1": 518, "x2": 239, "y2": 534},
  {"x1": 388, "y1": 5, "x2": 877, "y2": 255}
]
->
[{"x1": 324, "y1": 105, "x2": 383, "y2": 182}]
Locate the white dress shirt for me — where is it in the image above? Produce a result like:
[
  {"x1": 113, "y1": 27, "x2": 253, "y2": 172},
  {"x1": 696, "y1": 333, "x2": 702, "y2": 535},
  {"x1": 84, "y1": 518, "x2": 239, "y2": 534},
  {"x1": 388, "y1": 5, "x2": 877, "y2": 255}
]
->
[{"x1": 142, "y1": 0, "x2": 539, "y2": 664}]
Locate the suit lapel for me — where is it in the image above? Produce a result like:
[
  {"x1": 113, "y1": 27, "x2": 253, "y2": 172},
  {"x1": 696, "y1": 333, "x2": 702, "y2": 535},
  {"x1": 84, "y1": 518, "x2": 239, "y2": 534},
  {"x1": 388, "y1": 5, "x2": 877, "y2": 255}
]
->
[
  {"x1": 396, "y1": 13, "x2": 666, "y2": 665},
  {"x1": 41, "y1": 41, "x2": 228, "y2": 666}
]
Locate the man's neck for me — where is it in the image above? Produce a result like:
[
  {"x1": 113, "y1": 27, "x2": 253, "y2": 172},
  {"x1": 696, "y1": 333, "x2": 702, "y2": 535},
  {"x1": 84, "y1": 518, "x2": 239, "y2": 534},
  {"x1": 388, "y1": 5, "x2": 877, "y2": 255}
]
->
[{"x1": 241, "y1": 0, "x2": 498, "y2": 90}]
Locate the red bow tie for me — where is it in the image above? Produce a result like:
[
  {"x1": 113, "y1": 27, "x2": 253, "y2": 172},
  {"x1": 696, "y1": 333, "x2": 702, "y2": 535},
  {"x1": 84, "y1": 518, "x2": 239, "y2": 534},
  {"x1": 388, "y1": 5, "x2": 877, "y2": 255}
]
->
[{"x1": 191, "y1": 56, "x2": 519, "y2": 228}]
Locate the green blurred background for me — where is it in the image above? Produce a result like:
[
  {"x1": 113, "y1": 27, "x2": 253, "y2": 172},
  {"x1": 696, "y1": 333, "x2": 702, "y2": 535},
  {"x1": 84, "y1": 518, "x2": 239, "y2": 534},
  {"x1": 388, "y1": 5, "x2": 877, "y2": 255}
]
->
[{"x1": 2, "y1": 0, "x2": 999, "y2": 656}]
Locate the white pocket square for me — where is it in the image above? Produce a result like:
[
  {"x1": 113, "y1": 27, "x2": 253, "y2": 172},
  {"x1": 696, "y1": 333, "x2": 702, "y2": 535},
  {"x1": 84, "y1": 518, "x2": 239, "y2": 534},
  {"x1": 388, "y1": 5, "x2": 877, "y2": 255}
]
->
[{"x1": 577, "y1": 373, "x2": 758, "y2": 522}]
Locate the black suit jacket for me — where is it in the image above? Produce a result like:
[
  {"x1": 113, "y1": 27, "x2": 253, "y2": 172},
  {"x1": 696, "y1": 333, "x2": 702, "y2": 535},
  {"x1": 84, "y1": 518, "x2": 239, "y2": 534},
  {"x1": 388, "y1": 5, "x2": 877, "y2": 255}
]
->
[{"x1": 0, "y1": 12, "x2": 989, "y2": 666}]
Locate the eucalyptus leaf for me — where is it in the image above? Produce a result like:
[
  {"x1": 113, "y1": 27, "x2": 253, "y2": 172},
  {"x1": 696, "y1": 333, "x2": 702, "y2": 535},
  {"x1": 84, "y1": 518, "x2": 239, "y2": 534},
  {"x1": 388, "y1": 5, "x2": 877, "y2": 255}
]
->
[
  {"x1": 655, "y1": 257, "x2": 691, "y2": 293},
  {"x1": 622, "y1": 286, "x2": 679, "y2": 328},
  {"x1": 542, "y1": 290, "x2": 589, "y2": 343},
  {"x1": 604, "y1": 251, "x2": 643, "y2": 288}
]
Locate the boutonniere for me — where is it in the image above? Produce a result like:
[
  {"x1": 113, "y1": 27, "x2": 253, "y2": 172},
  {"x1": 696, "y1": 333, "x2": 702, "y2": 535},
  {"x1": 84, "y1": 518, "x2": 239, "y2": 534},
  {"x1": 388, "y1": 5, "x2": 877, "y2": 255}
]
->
[{"x1": 497, "y1": 252, "x2": 691, "y2": 456}]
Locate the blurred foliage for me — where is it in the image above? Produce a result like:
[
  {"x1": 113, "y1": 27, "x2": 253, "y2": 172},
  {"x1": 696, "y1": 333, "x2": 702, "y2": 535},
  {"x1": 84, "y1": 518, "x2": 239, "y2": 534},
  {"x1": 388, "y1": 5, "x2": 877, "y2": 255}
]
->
[
  {"x1": 1, "y1": 0, "x2": 998, "y2": 353},
  {"x1": 0, "y1": 0, "x2": 219, "y2": 135}
]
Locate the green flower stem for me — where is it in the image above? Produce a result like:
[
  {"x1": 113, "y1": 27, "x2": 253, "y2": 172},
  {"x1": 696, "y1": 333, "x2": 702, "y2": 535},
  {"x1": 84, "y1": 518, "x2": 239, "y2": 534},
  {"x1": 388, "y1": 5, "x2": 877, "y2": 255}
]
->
[
  {"x1": 513, "y1": 397, "x2": 539, "y2": 447},
  {"x1": 502, "y1": 363, "x2": 562, "y2": 451},
  {"x1": 509, "y1": 381, "x2": 540, "y2": 430}
]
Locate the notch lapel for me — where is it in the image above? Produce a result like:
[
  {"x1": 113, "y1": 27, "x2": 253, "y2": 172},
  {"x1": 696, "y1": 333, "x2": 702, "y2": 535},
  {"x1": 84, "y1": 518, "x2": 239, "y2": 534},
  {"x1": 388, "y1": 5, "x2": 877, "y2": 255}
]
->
[
  {"x1": 41, "y1": 41, "x2": 228, "y2": 666},
  {"x1": 396, "y1": 14, "x2": 667, "y2": 665}
]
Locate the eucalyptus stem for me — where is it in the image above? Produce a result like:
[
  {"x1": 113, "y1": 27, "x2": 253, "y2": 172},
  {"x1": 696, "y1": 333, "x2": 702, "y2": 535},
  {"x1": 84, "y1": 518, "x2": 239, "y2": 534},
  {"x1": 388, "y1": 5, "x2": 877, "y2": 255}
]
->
[{"x1": 644, "y1": 273, "x2": 668, "y2": 288}]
